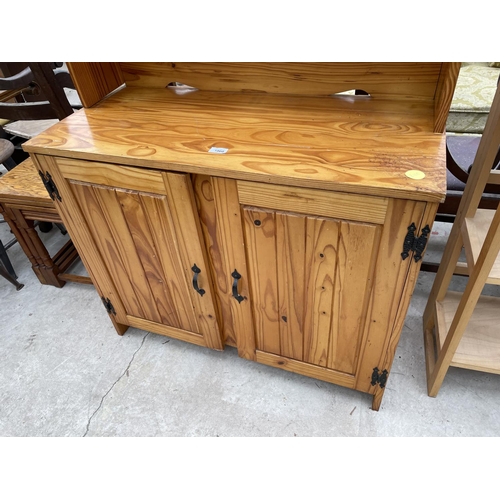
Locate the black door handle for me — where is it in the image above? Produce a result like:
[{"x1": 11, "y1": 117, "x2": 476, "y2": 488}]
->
[
  {"x1": 231, "y1": 269, "x2": 244, "y2": 303},
  {"x1": 191, "y1": 264, "x2": 205, "y2": 296}
]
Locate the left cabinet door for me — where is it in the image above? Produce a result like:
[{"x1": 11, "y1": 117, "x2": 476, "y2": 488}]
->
[{"x1": 36, "y1": 156, "x2": 223, "y2": 350}]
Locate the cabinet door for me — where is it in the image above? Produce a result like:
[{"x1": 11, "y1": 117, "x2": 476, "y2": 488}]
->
[
  {"x1": 242, "y1": 207, "x2": 380, "y2": 375},
  {"x1": 196, "y1": 177, "x2": 429, "y2": 392},
  {"x1": 46, "y1": 157, "x2": 223, "y2": 350}
]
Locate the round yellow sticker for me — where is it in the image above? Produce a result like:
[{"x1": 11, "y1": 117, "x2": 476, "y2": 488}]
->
[{"x1": 405, "y1": 170, "x2": 426, "y2": 180}]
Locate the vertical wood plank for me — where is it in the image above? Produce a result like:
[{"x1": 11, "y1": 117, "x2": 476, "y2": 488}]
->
[
  {"x1": 113, "y1": 190, "x2": 179, "y2": 327},
  {"x1": 328, "y1": 222, "x2": 380, "y2": 374},
  {"x1": 210, "y1": 177, "x2": 256, "y2": 359},
  {"x1": 276, "y1": 213, "x2": 306, "y2": 361},
  {"x1": 242, "y1": 208, "x2": 281, "y2": 355},
  {"x1": 141, "y1": 194, "x2": 201, "y2": 334},
  {"x1": 71, "y1": 182, "x2": 146, "y2": 319},
  {"x1": 192, "y1": 175, "x2": 233, "y2": 345},
  {"x1": 162, "y1": 172, "x2": 223, "y2": 350},
  {"x1": 67, "y1": 62, "x2": 124, "y2": 108},
  {"x1": 433, "y1": 62, "x2": 461, "y2": 133},
  {"x1": 303, "y1": 217, "x2": 339, "y2": 367},
  {"x1": 91, "y1": 186, "x2": 168, "y2": 325}
]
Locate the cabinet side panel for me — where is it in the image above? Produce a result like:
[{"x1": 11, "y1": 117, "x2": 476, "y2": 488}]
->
[
  {"x1": 32, "y1": 154, "x2": 128, "y2": 326},
  {"x1": 371, "y1": 201, "x2": 439, "y2": 409},
  {"x1": 355, "y1": 198, "x2": 427, "y2": 393}
]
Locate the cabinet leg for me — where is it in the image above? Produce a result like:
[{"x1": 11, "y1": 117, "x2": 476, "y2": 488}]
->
[
  {"x1": 110, "y1": 316, "x2": 129, "y2": 336},
  {"x1": 371, "y1": 388, "x2": 384, "y2": 411}
]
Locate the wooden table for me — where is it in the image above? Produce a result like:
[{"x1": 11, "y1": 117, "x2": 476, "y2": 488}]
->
[{"x1": 0, "y1": 158, "x2": 91, "y2": 287}]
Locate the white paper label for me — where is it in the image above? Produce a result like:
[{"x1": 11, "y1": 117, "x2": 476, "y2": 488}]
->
[{"x1": 208, "y1": 147, "x2": 228, "y2": 154}]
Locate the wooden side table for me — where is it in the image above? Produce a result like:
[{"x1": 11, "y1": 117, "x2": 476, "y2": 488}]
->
[{"x1": 0, "y1": 158, "x2": 92, "y2": 287}]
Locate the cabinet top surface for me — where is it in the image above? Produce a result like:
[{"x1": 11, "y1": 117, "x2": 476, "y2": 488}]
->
[{"x1": 24, "y1": 87, "x2": 447, "y2": 201}]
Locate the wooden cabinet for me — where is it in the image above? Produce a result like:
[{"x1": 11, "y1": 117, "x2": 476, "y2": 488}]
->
[{"x1": 24, "y1": 63, "x2": 460, "y2": 409}]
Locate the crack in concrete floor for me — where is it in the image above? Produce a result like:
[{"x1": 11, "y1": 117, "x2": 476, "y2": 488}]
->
[{"x1": 83, "y1": 332, "x2": 150, "y2": 437}]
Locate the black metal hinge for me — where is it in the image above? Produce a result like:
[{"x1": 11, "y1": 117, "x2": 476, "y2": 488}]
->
[
  {"x1": 371, "y1": 367, "x2": 389, "y2": 389},
  {"x1": 101, "y1": 297, "x2": 116, "y2": 316},
  {"x1": 38, "y1": 170, "x2": 62, "y2": 202},
  {"x1": 401, "y1": 223, "x2": 430, "y2": 262}
]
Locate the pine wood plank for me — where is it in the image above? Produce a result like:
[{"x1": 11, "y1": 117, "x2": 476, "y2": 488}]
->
[
  {"x1": 209, "y1": 177, "x2": 256, "y2": 359},
  {"x1": 70, "y1": 182, "x2": 145, "y2": 319},
  {"x1": 57, "y1": 158, "x2": 166, "y2": 195},
  {"x1": 161, "y1": 172, "x2": 223, "y2": 351},
  {"x1": 119, "y1": 62, "x2": 443, "y2": 99},
  {"x1": 113, "y1": 190, "x2": 178, "y2": 326},
  {"x1": 140, "y1": 194, "x2": 201, "y2": 334},
  {"x1": 237, "y1": 181, "x2": 388, "y2": 225},
  {"x1": 303, "y1": 217, "x2": 339, "y2": 367},
  {"x1": 433, "y1": 62, "x2": 461, "y2": 133},
  {"x1": 355, "y1": 198, "x2": 427, "y2": 393},
  {"x1": 192, "y1": 175, "x2": 235, "y2": 346},
  {"x1": 462, "y1": 209, "x2": 500, "y2": 285},
  {"x1": 276, "y1": 213, "x2": 306, "y2": 361},
  {"x1": 24, "y1": 88, "x2": 447, "y2": 203},
  {"x1": 255, "y1": 351, "x2": 355, "y2": 389},
  {"x1": 0, "y1": 157, "x2": 51, "y2": 204},
  {"x1": 127, "y1": 316, "x2": 207, "y2": 348},
  {"x1": 328, "y1": 222, "x2": 380, "y2": 374},
  {"x1": 67, "y1": 63, "x2": 124, "y2": 108},
  {"x1": 436, "y1": 292, "x2": 500, "y2": 374},
  {"x1": 242, "y1": 208, "x2": 281, "y2": 355}
]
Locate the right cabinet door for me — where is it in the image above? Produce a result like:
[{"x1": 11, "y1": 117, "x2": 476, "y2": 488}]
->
[{"x1": 231, "y1": 180, "x2": 428, "y2": 393}]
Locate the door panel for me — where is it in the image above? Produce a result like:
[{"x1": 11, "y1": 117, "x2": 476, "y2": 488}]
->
[
  {"x1": 57, "y1": 159, "x2": 223, "y2": 350},
  {"x1": 242, "y1": 206, "x2": 381, "y2": 376}
]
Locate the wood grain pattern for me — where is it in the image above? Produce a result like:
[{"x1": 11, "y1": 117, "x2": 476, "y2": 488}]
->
[
  {"x1": 67, "y1": 63, "x2": 124, "y2": 108},
  {"x1": 161, "y1": 172, "x2": 223, "y2": 350},
  {"x1": 33, "y1": 154, "x2": 129, "y2": 332},
  {"x1": 119, "y1": 62, "x2": 443, "y2": 99},
  {"x1": 303, "y1": 217, "x2": 339, "y2": 367},
  {"x1": 436, "y1": 292, "x2": 500, "y2": 374},
  {"x1": 243, "y1": 208, "x2": 281, "y2": 355},
  {"x1": 0, "y1": 157, "x2": 52, "y2": 205},
  {"x1": 237, "y1": 181, "x2": 388, "y2": 225},
  {"x1": 113, "y1": 190, "x2": 179, "y2": 325},
  {"x1": 57, "y1": 158, "x2": 166, "y2": 195},
  {"x1": 71, "y1": 182, "x2": 147, "y2": 319},
  {"x1": 354, "y1": 198, "x2": 427, "y2": 394},
  {"x1": 462, "y1": 210, "x2": 500, "y2": 285},
  {"x1": 127, "y1": 316, "x2": 207, "y2": 348},
  {"x1": 328, "y1": 222, "x2": 380, "y2": 374},
  {"x1": 208, "y1": 177, "x2": 257, "y2": 359},
  {"x1": 434, "y1": 62, "x2": 461, "y2": 133},
  {"x1": 140, "y1": 194, "x2": 200, "y2": 334},
  {"x1": 371, "y1": 200, "x2": 438, "y2": 409},
  {"x1": 24, "y1": 87, "x2": 448, "y2": 203},
  {"x1": 276, "y1": 213, "x2": 306, "y2": 360},
  {"x1": 255, "y1": 351, "x2": 355, "y2": 389}
]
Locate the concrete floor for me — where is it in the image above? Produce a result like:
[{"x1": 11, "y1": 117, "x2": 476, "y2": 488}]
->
[{"x1": 1, "y1": 197, "x2": 500, "y2": 436}]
